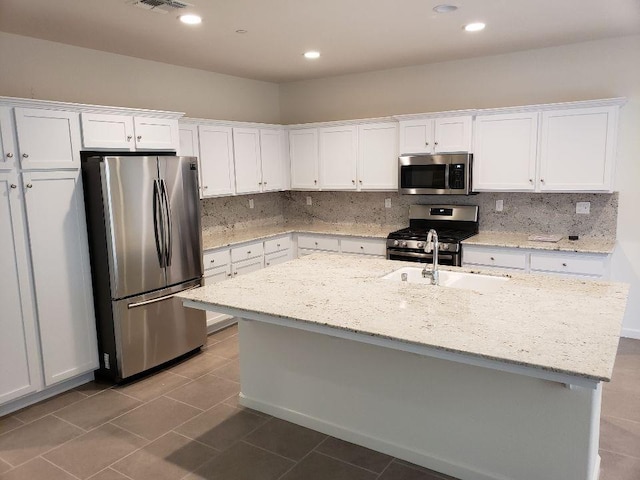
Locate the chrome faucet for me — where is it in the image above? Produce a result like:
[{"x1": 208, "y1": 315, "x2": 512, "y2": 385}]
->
[{"x1": 422, "y1": 229, "x2": 439, "y2": 285}]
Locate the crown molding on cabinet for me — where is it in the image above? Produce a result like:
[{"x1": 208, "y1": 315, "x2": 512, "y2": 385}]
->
[{"x1": 180, "y1": 117, "x2": 283, "y2": 129}]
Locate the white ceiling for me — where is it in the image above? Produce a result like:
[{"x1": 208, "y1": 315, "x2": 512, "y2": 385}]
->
[{"x1": 0, "y1": 0, "x2": 639, "y2": 83}]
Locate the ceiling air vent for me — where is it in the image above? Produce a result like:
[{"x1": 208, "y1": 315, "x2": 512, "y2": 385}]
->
[{"x1": 128, "y1": 0, "x2": 193, "y2": 14}]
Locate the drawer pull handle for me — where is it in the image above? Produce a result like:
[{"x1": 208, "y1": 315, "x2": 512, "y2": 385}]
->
[
  {"x1": 26, "y1": 183, "x2": 33, "y2": 188},
  {"x1": 227, "y1": 273, "x2": 232, "y2": 277},
  {"x1": 490, "y1": 257, "x2": 495, "y2": 261},
  {"x1": 10, "y1": 184, "x2": 17, "y2": 189},
  {"x1": 210, "y1": 259, "x2": 215, "y2": 263},
  {"x1": 247, "y1": 251, "x2": 251, "y2": 254},
  {"x1": 352, "y1": 180, "x2": 355, "y2": 184},
  {"x1": 360, "y1": 246, "x2": 364, "y2": 249},
  {"x1": 127, "y1": 135, "x2": 132, "y2": 141},
  {"x1": 562, "y1": 263, "x2": 567, "y2": 267},
  {"x1": 434, "y1": 141, "x2": 439, "y2": 146},
  {"x1": 22, "y1": 153, "x2": 29, "y2": 158},
  {"x1": 266, "y1": 262, "x2": 270, "y2": 266},
  {"x1": 137, "y1": 135, "x2": 142, "y2": 141},
  {"x1": 6, "y1": 152, "x2": 13, "y2": 158},
  {"x1": 315, "y1": 242, "x2": 318, "y2": 245},
  {"x1": 425, "y1": 142, "x2": 429, "y2": 146}
]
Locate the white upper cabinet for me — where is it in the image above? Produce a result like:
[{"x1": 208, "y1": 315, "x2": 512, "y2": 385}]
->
[
  {"x1": 233, "y1": 128, "x2": 262, "y2": 194},
  {"x1": 15, "y1": 108, "x2": 81, "y2": 170},
  {"x1": 178, "y1": 124, "x2": 199, "y2": 157},
  {"x1": 198, "y1": 125, "x2": 235, "y2": 197},
  {"x1": 290, "y1": 128, "x2": 319, "y2": 189},
  {"x1": 319, "y1": 125, "x2": 358, "y2": 190},
  {"x1": 81, "y1": 113, "x2": 179, "y2": 151},
  {"x1": 0, "y1": 107, "x2": 17, "y2": 170},
  {"x1": 473, "y1": 112, "x2": 539, "y2": 191},
  {"x1": 357, "y1": 122, "x2": 398, "y2": 190},
  {"x1": 399, "y1": 116, "x2": 472, "y2": 154},
  {"x1": 260, "y1": 128, "x2": 286, "y2": 192},
  {"x1": 539, "y1": 106, "x2": 617, "y2": 192}
]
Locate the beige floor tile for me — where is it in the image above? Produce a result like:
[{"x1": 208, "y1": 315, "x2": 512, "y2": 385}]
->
[
  {"x1": 600, "y1": 416, "x2": 640, "y2": 459},
  {"x1": 600, "y1": 450, "x2": 640, "y2": 480},
  {"x1": 165, "y1": 375, "x2": 239, "y2": 410},
  {"x1": 315, "y1": 437, "x2": 393, "y2": 474},
  {"x1": 222, "y1": 395, "x2": 271, "y2": 418},
  {"x1": 169, "y1": 353, "x2": 231, "y2": 380},
  {"x1": 0, "y1": 458, "x2": 11, "y2": 474},
  {"x1": 602, "y1": 387, "x2": 640, "y2": 423},
  {"x1": 185, "y1": 441, "x2": 293, "y2": 480},
  {"x1": 204, "y1": 338, "x2": 239, "y2": 361},
  {"x1": 379, "y1": 461, "x2": 450, "y2": 480},
  {"x1": 175, "y1": 403, "x2": 268, "y2": 451},
  {"x1": 74, "y1": 379, "x2": 114, "y2": 397},
  {"x1": 0, "y1": 417, "x2": 23, "y2": 436},
  {"x1": 114, "y1": 371, "x2": 191, "y2": 402},
  {"x1": 617, "y1": 338, "x2": 640, "y2": 356},
  {"x1": 112, "y1": 431, "x2": 216, "y2": 480},
  {"x1": 55, "y1": 389, "x2": 142, "y2": 430},
  {"x1": 43, "y1": 423, "x2": 147, "y2": 480},
  {"x1": 281, "y1": 451, "x2": 376, "y2": 480},
  {"x1": 211, "y1": 360, "x2": 240, "y2": 383},
  {"x1": 87, "y1": 468, "x2": 132, "y2": 480},
  {"x1": 207, "y1": 324, "x2": 238, "y2": 344},
  {"x1": 244, "y1": 418, "x2": 327, "y2": 461},
  {"x1": 0, "y1": 458, "x2": 76, "y2": 480},
  {"x1": 0, "y1": 415, "x2": 83, "y2": 466},
  {"x1": 13, "y1": 391, "x2": 86, "y2": 424},
  {"x1": 111, "y1": 397, "x2": 201, "y2": 441}
]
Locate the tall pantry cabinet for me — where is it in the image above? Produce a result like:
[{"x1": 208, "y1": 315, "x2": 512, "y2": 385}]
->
[{"x1": 0, "y1": 100, "x2": 98, "y2": 410}]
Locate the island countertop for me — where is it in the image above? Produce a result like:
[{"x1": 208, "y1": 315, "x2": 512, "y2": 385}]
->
[{"x1": 180, "y1": 253, "x2": 628, "y2": 382}]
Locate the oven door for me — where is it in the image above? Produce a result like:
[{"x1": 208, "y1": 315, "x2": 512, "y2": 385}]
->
[
  {"x1": 386, "y1": 249, "x2": 459, "y2": 266},
  {"x1": 399, "y1": 155, "x2": 449, "y2": 194}
]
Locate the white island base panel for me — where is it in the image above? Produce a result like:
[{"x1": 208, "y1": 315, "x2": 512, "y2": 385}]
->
[{"x1": 238, "y1": 319, "x2": 601, "y2": 480}]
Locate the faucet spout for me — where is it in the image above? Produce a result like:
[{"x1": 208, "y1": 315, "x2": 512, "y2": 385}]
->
[{"x1": 422, "y1": 229, "x2": 439, "y2": 285}]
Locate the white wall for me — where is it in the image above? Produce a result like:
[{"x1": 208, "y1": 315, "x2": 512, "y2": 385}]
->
[
  {"x1": 280, "y1": 35, "x2": 640, "y2": 338},
  {"x1": 0, "y1": 32, "x2": 281, "y2": 123}
]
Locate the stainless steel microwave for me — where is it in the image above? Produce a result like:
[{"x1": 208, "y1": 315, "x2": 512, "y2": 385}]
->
[{"x1": 398, "y1": 152, "x2": 473, "y2": 195}]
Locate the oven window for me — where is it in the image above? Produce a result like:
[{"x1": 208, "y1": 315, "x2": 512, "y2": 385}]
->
[{"x1": 400, "y1": 165, "x2": 447, "y2": 190}]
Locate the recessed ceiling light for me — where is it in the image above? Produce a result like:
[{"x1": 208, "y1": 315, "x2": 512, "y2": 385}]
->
[
  {"x1": 304, "y1": 51, "x2": 321, "y2": 59},
  {"x1": 464, "y1": 22, "x2": 486, "y2": 32},
  {"x1": 179, "y1": 14, "x2": 202, "y2": 25},
  {"x1": 235, "y1": 29, "x2": 248, "y2": 34},
  {"x1": 433, "y1": 5, "x2": 458, "y2": 14}
]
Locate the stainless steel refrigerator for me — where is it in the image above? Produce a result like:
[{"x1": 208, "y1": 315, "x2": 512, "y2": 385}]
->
[{"x1": 81, "y1": 153, "x2": 206, "y2": 382}]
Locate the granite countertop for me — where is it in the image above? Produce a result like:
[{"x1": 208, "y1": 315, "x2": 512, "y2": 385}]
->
[
  {"x1": 202, "y1": 222, "x2": 400, "y2": 250},
  {"x1": 180, "y1": 253, "x2": 628, "y2": 382},
  {"x1": 463, "y1": 231, "x2": 615, "y2": 254}
]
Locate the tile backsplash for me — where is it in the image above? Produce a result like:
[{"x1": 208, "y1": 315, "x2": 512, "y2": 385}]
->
[{"x1": 202, "y1": 191, "x2": 618, "y2": 239}]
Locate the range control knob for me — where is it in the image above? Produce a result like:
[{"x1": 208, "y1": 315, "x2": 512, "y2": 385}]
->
[
  {"x1": 400, "y1": 241, "x2": 408, "y2": 248},
  {"x1": 441, "y1": 244, "x2": 449, "y2": 251},
  {"x1": 393, "y1": 240, "x2": 399, "y2": 247},
  {"x1": 417, "y1": 242, "x2": 424, "y2": 249}
]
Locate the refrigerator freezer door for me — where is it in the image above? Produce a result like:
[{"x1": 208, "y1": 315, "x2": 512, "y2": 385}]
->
[
  {"x1": 112, "y1": 279, "x2": 206, "y2": 380},
  {"x1": 103, "y1": 156, "x2": 166, "y2": 298},
  {"x1": 159, "y1": 156, "x2": 203, "y2": 287}
]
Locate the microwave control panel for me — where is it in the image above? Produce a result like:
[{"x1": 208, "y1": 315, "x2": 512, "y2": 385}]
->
[{"x1": 449, "y1": 164, "x2": 466, "y2": 189}]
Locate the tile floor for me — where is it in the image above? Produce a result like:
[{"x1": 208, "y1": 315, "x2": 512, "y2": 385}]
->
[{"x1": 0, "y1": 324, "x2": 639, "y2": 480}]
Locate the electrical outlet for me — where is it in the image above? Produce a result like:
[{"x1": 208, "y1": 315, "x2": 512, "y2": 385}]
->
[
  {"x1": 306, "y1": 196, "x2": 312, "y2": 206},
  {"x1": 576, "y1": 202, "x2": 590, "y2": 215},
  {"x1": 249, "y1": 199, "x2": 254, "y2": 209},
  {"x1": 495, "y1": 199, "x2": 504, "y2": 212},
  {"x1": 385, "y1": 198, "x2": 392, "y2": 208}
]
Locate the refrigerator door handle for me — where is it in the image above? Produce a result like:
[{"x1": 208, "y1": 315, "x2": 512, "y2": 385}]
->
[
  {"x1": 127, "y1": 284, "x2": 200, "y2": 309},
  {"x1": 152, "y1": 179, "x2": 165, "y2": 268},
  {"x1": 160, "y1": 179, "x2": 173, "y2": 267}
]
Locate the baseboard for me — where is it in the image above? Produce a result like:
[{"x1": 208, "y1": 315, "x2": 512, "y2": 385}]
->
[
  {"x1": 239, "y1": 393, "x2": 508, "y2": 480},
  {"x1": 592, "y1": 454, "x2": 601, "y2": 480},
  {"x1": 0, "y1": 372, "x2": 95, "y2": 417},
  {"x1": 621, "y1": 327, "x2": 640, "y2": 339},
  {"x1": 207, "y1": 314, "x2": 236, "y2": 334}
]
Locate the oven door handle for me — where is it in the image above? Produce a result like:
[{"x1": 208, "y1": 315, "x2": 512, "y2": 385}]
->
[{"x1": 387, "y1": 251, "x2": 455, "y2": 261}]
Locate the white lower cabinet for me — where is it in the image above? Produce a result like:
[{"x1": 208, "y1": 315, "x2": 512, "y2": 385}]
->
[
  {"x1": 264, "y1": 250, "x2": 291, "y2": 267},
  {"x1": 232, "y1": 257, "x2": 264, "y2": 277},
  {"x1": 340, "y1": 237, "x2": 387, "y2": 256},
  {"x1": 297, "y1": 234, "x2": 340, "y2": 253},
  {"x1": 529, "y1": 252, "x2": 608, "y2": 278}
]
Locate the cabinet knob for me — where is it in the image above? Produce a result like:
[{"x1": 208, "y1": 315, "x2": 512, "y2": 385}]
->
[
  {"x1": 434, "y1": 141, "x2": 439, "y2": 146},
  {"x1": 540, "y1": 179, "x2": 545, "y2": 183},
  {"x1": 203, "y1": 185, "x2": 208, "y2": 189},
  {"x1": 6, "y1": 152, "x2": 13, "y2": 158},
  {"x1": 315, "y1": 241, "x2": 318, "y2": 245},
  {"x1": 233, "y1": 271, "x2": 238, "y2": 276},
  {"x1": 425, "y1": 142, "x2": 429, "y2": 146},
  {"x1": 529, "y1": 179, "x2": 533, "y2": 183},
  {"x1": 360, "y1": 246, "x2": 364, "y2": 249},
  {"x1": 210, "y1": 259, "x2": 215, "y2": 263},
  {"x1": 258, "y1": 182, "x2": 262, "y2": 185},
  {"x1": 22, "y1": 153, "x2": 29, "y2": 158},
  {"x1": 137, "y1": 135, "x2": 142, "y2": 141},
  {"x1": 277, "y1": 243, "x2": 280, "y2": 247},
  {"x1": 266, "y1": 262, "x2": 270, "y2": 266},
  {"x1": 127, "y1": 135, "x2": 132, "y2": 141},
  {"x1": 314, "y1": 180, "x2": 317, "y2": 184},
  {"x1": 264, "y1": 182, "x2": 267, "y2": 185},
  {"x1": 227, "y1": 273, "x2": 232, "y2": 277},
  {"x1": 562, "y1": 263, "x2": 567, "y2": 267},
  {"x1": 10, "y1": 184, "x2": 17, "y2": 189},
  {"x1": 26, "y1": 183, "x2": 33, "y2": 188},
  {"x1": 359, "y1": 180, "x2": 362, "y2": 184},
  {"x1": 352, "y1": 180, "x2": 355, "y2": 184},
  {"x1": 490, "y1": 256, "x2": 495, "y2": 261}
]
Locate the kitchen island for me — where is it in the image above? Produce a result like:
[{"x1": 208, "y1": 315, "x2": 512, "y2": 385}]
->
[{"x1": 179, "y1": 253, "x2": 628, "y2": 480}]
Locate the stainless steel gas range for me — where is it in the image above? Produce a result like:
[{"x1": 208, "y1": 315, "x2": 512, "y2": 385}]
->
[{"x1": 386, "y1": 205, "x2": 479, "y2": 266}]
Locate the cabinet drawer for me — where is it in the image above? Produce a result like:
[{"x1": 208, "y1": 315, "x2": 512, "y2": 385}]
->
[
  {"x1": 231, "y1": 241, "x2": 264, "y2": 263},
  {"x1": 463, "y1": 248, "x2": 527, "y2": 270},
  {"x1": 264, "y1": 236, "x2": 290, "y2": 254},
  {"x1": 340, "y1": 237, "x2": 386, "y2": 256},
  {"x1": 530, "y1": 253, "x2": 606, "y2": 276},
  {"x1": 204, "y1": 265, "x2": 231, "y2": 284},
  {"x1": 297, "y1": 235, "x2": 339, "y2": 252},
  {"x1": 203, "y1": 249, "x2": 230, "y2": 270},
  {"x1": 265, "y1": 250, "x2": 291, "y2": 267},
  {"x1": 231, "y1": 257, "x2": 263, "y2": 277}
]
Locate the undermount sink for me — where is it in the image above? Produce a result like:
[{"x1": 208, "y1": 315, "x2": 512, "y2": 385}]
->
[{"x1": 382, "y1": 267, "x2": 509, "y2": 293}]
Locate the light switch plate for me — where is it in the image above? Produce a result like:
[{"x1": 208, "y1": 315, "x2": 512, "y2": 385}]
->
[
  {"x1": 306, "y1": 196, "x2": 312, "y2": 206},
  {"x1": 249, "y1": 199, "x2": 254, "y2": 209},
  {"x1": 495, "y1": 199, "x2": 504, "y2": 212},
  {"x1": 385, "y1": 198, "x2": 392, "y2": 208},
  {"x1": 576, "y1": 202, "x2": 590, "y2": 215}
]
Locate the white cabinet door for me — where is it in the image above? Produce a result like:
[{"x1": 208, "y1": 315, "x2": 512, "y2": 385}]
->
[
  {"x1": 399, "y1": 119, "x2": 434, "y2": 154},
  {"x1": 133, "y1": 117, "x2": 179, "y2": 151},
  {"x1": 434, "y1": 116, "x2": 472, "y2": 153},
  {"x1": 205, "y1": 265, "x2": 232, "y2": 284},
  {"x1": 22, "y1": 170, "x2": 98, "y2": 386},
  {"x1": 473, "y1": 113, "x2": 538, "y2": 191},
  {"x1": 0, "y1": 107, "x2": 17, "y2": 170},
  {"x1": 0, "y1": 172, "x2": 42, "y2": 405},
  {"x1": 233, "y1": 128, "x2": 262, "y2": 194},
  {"x1": 260, "y1": 129, "x2": 285, "y2": 191},
  {"x1": 264, "y1": 250, "x2": 291, "y2": 267},
  {"x1": 198, "y1": 125, "x2": 235, "y2": 197},
  {"x1": 14, "y1": 108, "x2": 81, "y2": 170},
  {"x1": 319, "y1": 125, "x2": 358, "y2": 190},
  {"x1": 290, "y1": 128, "x2": 319, "y2": 189},
  {"x1": 232, "y1": 257, "x2": 264, "y2": 277},
  {"x1": 358, "y1": 122, "x2": 398, "y2": 190},
  {"x1": 81, "y1": 113, "x2": 134, "y2": 150},
  {"x1": 178, "y1": 125, "x2": 199, "y2": 157},
  {"x1": 539, "y1": 107, "x2": 617, "y2": 192}
]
